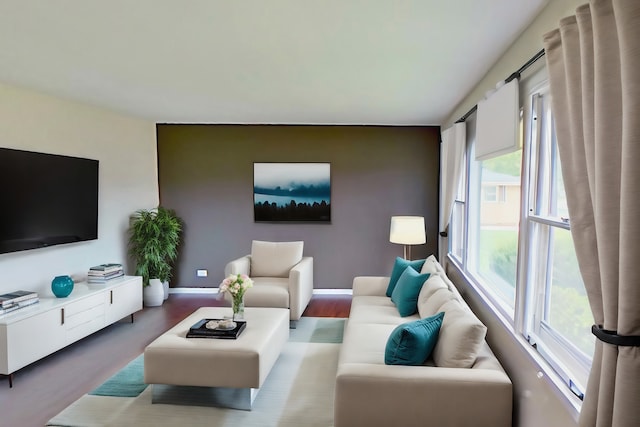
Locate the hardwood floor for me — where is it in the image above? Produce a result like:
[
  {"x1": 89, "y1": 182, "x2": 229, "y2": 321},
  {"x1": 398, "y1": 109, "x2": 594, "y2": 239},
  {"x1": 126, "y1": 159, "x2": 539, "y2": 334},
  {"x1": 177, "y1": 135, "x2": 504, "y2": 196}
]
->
[{"x1": 0, "y1": 293, "x2": 351, "y2": 427}]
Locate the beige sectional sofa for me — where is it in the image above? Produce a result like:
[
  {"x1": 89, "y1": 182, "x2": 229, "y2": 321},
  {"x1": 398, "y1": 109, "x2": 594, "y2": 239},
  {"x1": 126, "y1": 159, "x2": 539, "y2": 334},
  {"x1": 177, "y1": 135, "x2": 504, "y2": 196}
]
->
[{"x1": 334, "y1": 256, "x2": 512, "y2": 427}]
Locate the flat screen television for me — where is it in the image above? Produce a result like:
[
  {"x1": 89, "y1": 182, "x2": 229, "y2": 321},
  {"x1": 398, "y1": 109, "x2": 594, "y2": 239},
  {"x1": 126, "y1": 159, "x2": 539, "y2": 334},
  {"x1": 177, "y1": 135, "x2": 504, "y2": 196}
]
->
[{"x1": 0, "y1": 147, "x2": 99, "y2": 254}]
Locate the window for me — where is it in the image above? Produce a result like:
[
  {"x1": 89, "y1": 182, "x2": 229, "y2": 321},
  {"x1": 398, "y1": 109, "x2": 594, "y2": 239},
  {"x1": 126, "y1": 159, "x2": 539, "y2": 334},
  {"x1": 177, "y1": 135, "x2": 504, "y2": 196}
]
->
[
  {"x1": 467, "y1": 132, "x2": 522, "y2": 315},
  {"x1": 448, "y1": 64, "x2": 592, "y2": 402},
  {"x1": 524, "y1": 84, "x2": 592, "y2": 396}
]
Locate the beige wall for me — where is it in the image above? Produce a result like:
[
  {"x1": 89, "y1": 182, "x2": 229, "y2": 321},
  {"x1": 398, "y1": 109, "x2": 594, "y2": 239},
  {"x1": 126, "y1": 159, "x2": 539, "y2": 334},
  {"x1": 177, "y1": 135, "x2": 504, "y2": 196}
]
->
[
  {"x1": 443, "y1": 0, "x2": 586, "y2": 128},
  {"x1": 443, "y1": 1, "x2": 587, "y2": 426},
  {"x1": 0, "y1": 83, "x2": 158, "y2": 296}
]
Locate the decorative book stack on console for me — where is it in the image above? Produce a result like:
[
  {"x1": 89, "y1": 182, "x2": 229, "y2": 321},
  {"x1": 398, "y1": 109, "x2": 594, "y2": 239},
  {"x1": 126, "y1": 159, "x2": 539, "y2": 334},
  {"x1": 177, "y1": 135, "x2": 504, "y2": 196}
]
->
[
  {"x1": 87, "y1": 263, "x2": 124, "y2": 284},
  {"x1": 0, "y1": 290, "x2": 39, "y2": 316}
]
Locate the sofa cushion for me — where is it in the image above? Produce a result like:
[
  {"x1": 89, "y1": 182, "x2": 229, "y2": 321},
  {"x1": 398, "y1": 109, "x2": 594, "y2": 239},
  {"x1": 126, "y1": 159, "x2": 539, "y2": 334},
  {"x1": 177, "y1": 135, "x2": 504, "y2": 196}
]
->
[
  {"x1": 250, "y1": 240, "x2": 303, "y2": 277},
  {"x1": 349, "y1": 299, "x2": 418, "y2": 325},
  {"x1": 420, "y1": 254, "x2": 440, "y2": 275},
  {"x1": 384, "y1": 312, "x2": 445, "y2": 365},
  {"x1": 416, "y1": 274, "x2": 450, "y2": 317},
  {"x1": 419, "y1": 287, "x2": 456, "y2": 319},
  {"x1": 339, "y1": 322, "x2": 399, "y2": 365},
  {"x1": 391, "y1": 268, "x2": 430, "y2": 317},
  {"x1": 386, "y1": 257, "x2": 426, "y2": 297},
  {"x1": 433, "y1": 299, "x2": 488, "y2": 368}
]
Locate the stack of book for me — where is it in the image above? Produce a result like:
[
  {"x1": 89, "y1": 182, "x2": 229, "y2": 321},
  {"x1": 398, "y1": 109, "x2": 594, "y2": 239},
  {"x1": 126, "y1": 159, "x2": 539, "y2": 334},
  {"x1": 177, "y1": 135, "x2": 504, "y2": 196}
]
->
[
  {"x1": 87, "y1": 263, "x2": 124, "y2": 284},
  {"x1": 187, "y1": 318, "x2": 247, "y2": 339},
  {"x1": 0, "y1": 290, "x2": 39, "y2": 316}
]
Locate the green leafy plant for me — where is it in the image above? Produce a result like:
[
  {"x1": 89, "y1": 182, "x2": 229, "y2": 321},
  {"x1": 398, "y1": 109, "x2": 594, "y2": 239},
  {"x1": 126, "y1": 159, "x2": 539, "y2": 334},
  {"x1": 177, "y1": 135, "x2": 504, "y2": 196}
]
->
[{"x1": 128, "y1": 206, "x2": 183, "y2": 287}]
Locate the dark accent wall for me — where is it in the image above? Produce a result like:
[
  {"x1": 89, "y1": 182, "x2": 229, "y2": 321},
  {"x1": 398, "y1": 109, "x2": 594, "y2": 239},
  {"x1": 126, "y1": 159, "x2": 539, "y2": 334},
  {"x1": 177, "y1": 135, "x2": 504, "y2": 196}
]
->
[{"x1": 157, "y1": 125, "x2": 440, "y2": 289}]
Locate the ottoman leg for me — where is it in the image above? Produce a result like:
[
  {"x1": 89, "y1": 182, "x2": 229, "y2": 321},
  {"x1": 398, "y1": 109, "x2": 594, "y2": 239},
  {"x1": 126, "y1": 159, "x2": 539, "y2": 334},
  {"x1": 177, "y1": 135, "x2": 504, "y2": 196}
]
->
[{"x1": 151, "y1": 384, "x2": 259, "y2": 411}]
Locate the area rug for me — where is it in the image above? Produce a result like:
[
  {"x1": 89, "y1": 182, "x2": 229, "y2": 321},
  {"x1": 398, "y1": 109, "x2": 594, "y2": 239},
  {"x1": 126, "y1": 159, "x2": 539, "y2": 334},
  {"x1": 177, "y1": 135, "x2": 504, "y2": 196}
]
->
[{"x1": 47, "y1": 317, "x2": 345, "y2": 427}]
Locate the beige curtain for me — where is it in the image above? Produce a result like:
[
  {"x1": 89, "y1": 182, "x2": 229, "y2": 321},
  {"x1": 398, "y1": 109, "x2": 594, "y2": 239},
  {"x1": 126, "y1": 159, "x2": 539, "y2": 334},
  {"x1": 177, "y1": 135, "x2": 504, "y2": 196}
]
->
[
  {"x1": 438, "y1": 122, "x2": 466, "y2": 262},
  {"x1": 543, "y1": 1, "x2": 640, "y2": 426}
]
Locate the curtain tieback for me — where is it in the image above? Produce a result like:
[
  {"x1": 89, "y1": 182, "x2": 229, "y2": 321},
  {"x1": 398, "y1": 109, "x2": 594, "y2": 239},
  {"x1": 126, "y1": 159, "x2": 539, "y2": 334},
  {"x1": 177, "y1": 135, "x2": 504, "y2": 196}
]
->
[{"x1": 592, "y1": 325, "x2": 640, "y2": 347}]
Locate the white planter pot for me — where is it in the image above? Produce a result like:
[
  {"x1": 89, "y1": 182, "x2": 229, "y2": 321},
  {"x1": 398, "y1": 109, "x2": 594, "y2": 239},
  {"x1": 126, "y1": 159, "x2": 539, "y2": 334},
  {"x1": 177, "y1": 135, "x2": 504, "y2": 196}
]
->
[
  {"x1": 144, "y1": 279, "x2": 164, "y2": 307},
  {"x1": 163, "y1": 281, "x2": 169, "y2": 300}
]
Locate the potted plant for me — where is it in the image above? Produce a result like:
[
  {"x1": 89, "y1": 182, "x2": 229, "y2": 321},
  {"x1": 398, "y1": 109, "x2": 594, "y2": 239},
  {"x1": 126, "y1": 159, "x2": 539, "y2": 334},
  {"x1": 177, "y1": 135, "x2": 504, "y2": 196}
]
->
[{"x1": 128, "y1": 206, "x2": 183, "y2": 306}]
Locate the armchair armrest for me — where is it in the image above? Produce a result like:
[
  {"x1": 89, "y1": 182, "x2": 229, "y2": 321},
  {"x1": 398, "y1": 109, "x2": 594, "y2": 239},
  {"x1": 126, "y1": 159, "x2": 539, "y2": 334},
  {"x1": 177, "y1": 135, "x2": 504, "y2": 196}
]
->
[
  {"x1": 224, "y1": 255, "x2": 251, "y2": 276},
  {"x1": 288, "y1": 257, "x2": 313, "y2": 320}
]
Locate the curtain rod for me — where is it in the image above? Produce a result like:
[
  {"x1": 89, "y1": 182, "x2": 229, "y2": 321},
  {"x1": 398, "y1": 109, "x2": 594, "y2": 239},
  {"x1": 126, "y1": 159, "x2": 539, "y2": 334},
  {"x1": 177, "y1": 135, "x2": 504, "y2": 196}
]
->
[{"x1": 454, "y1": 48, "x2": 546, "y2": 124}]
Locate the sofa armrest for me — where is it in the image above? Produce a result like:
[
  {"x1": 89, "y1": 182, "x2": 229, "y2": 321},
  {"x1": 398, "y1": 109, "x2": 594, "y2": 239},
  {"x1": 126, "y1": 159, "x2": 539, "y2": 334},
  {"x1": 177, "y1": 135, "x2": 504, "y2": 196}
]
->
[
  {"x1": 352, "y1": 276, "x2": 390, "y2": 297},
  {"x1": 288, "y1": 257, "x2": 314, "y2": 320},
  {"x1": 224, "y1": 255, "x2": 251, "y2": 276},
  {"x1": 335, "y1": 363, "x2": 512, "y2": 427}
]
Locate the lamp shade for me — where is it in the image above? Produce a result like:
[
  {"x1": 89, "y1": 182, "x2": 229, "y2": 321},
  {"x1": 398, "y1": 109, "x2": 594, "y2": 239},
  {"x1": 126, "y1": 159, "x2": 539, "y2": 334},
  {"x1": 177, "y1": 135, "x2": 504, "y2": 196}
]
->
[{"x1": 389, "y1": 216, "x2": 426, "y2": 245}]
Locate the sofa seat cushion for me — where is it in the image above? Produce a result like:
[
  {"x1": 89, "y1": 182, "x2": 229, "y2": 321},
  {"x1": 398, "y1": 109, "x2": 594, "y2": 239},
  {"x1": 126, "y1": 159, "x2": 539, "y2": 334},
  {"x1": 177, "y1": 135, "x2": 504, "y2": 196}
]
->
[
  {"x1": 385, "y1": 312, "x2": 444, "y2": 365},
  {"x1": 351, "y1": 295, "x2": 396, "y2": 309},
  {"x1": 250, "y1": 240, "x2": 303, "y2": 277},
  {"x1": 243, "y1": 278, "x2": 290, "y2": 309},
  {"x1": 339, "y1": 323, "x2": 399, "y2": 365},
  {"x1": 349, "y1": 298, "x2": 419, "y2": 325}
]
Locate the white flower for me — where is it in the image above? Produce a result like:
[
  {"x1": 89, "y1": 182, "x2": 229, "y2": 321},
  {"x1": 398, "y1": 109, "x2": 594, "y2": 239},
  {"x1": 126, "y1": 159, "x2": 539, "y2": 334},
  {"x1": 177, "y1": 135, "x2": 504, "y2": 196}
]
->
[{"x1": 218, "y1": 273, "x2": 253, "y2": 299}]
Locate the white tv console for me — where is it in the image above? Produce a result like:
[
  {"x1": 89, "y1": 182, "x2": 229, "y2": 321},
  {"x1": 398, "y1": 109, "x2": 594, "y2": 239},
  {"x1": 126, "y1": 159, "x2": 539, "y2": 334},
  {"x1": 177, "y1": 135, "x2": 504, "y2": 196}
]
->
[{"x1": 0, "y1": 275, "x2": 142, "y2": 387}]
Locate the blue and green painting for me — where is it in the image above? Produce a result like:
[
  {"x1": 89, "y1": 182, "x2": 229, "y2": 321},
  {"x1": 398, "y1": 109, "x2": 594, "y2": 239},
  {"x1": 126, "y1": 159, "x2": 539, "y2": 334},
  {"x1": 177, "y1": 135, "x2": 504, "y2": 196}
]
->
[{"x1": 254, "y1": 163, "x2": 331, "y2": 222}]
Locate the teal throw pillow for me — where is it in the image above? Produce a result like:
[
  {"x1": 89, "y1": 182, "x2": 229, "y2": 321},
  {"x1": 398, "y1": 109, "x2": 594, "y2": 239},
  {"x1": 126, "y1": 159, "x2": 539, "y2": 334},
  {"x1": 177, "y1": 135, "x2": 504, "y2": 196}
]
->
[
  {"x1": 385, "y1": 312, "x2": 445, "y2": 365},
  {"x1": 391, "y1": 267, "x2": 430, "y2": 317},
  {"x1": 386, "y1": 257, "x2": 426, "y2": 297}
]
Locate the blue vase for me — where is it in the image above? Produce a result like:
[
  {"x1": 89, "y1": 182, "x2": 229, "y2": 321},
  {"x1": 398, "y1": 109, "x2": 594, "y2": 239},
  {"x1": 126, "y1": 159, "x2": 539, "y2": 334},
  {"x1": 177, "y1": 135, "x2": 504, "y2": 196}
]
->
[{"x1": 52, "y1": 275, "x2": 74, "y2": 298}]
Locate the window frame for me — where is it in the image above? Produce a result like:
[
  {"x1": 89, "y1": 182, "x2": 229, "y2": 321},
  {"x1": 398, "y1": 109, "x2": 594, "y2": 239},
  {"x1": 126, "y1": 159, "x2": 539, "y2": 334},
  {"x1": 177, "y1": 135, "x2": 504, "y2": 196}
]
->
[
  {"x1": 523, "y1": 83, "x2": 591, "y2": 396},
  {"x1": 447, "y1": 63, "x2": 591, "y2": 405}
]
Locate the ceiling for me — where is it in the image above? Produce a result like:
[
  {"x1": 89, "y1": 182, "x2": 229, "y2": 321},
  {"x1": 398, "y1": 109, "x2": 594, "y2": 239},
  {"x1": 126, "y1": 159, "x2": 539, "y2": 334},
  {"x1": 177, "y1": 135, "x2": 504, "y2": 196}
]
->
[{"x1": 0, "y1": 1, "x2": 548, "y2": 125}]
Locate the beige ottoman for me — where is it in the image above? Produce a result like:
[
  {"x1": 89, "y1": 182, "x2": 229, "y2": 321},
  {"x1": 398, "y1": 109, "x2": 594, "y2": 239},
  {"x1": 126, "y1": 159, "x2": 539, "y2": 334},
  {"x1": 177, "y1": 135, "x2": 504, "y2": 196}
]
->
[{"x1": 144, "y1": 307, "x2": 289, "y2": 410}]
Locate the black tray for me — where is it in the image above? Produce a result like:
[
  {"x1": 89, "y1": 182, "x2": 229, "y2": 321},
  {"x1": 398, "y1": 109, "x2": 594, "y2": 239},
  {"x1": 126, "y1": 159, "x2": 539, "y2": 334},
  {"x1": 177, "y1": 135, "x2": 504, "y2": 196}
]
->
[{"x1": 186, "y1": 318, "x2": 246, "y2": 339}]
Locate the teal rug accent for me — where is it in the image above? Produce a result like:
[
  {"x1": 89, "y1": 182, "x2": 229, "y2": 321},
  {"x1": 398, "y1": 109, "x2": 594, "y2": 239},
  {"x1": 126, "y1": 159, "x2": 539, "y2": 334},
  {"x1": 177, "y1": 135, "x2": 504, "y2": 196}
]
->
[
  {"x1": 309, "y1": 318, "x2": 345, "y2": 343},
  {"x1": 89, "y1": 354, "x2": 146, "y2": 397},
  {"x1": 87, "y1": 317, "x2": 345, "y2": 399},
  {"x1": 289, "y1": 317, "x2": 345, "y2": 343}
]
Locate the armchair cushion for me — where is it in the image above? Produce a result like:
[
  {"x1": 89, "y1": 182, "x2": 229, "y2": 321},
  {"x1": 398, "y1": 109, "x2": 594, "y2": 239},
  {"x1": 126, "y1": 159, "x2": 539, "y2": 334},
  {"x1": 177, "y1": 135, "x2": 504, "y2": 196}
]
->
[{"x1": 250, "y1": 240, "x2": 304, "y2": 277}]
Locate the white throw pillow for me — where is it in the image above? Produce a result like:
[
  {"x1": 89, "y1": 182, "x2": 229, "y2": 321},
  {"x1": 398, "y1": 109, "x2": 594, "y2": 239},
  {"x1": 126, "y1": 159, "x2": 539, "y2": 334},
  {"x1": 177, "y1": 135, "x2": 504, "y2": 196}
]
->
[
  {"x1": 420, "y1": 255, "x2": 440, "y2": 275},
  {"x1": 420, "y1": 255, "x2": 457, "y2": 293},
  {"x1": 251, "y1": 240, "x2": 304, "y2": 277},
  {"x1": 419, "y1": 287, "x2": 456, "y2": 318},
  {"x1": 432, "y1": 300, "x2": 487, "y2": 368},
  {"x1": 417, "y1": 275, "x2": 450, "y2": 317}
]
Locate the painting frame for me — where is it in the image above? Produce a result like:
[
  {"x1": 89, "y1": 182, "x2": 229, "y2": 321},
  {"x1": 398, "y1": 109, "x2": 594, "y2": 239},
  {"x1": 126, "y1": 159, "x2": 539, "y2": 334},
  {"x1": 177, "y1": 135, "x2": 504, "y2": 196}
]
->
[{"x1": 253, "y1": 162, "x2": 331, "y2": 223}]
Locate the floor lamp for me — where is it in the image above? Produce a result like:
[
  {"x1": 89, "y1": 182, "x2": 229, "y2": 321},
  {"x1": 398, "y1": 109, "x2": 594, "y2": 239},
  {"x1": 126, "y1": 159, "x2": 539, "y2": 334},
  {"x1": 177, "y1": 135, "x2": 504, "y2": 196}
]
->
[{"x1": 389, "y1": 216, "x2": 426, "y2": 260}]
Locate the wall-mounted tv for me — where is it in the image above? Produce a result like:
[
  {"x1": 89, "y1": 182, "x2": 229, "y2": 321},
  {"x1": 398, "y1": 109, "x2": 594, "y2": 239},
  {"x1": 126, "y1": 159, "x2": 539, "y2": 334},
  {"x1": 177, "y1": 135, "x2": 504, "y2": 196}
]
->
[{"x1": 0, "y1": 148, "x2": 99, "y2": 255}]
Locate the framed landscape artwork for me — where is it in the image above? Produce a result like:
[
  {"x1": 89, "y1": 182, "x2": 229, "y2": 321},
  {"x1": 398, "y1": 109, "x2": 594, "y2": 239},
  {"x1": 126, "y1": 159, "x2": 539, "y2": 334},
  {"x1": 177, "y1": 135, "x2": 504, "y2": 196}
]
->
[{"x1": 254, "y1": 162, "x2": 331, "y2": 222}]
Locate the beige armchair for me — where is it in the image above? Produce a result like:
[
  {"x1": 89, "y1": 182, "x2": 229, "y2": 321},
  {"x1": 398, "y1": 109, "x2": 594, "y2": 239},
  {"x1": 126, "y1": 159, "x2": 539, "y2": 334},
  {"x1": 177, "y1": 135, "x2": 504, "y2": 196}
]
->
[{"x1": 224, "y1": 240, "x2": 314, "y2": 322}]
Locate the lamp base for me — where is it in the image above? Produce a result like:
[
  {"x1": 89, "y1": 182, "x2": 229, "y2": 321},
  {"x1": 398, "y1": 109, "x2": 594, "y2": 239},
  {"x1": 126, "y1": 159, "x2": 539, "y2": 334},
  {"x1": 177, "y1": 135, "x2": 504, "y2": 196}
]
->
[{"x1": 403, "y1": 245, "x2": 413, "y2": 260}]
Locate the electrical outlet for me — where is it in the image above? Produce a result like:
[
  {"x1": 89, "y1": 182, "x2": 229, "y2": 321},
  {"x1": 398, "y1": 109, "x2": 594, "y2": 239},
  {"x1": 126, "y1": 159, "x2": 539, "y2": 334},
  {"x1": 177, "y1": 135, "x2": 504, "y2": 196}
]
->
[{"x1": 196, "y1": 269, "x2": 208, "y2": 277}]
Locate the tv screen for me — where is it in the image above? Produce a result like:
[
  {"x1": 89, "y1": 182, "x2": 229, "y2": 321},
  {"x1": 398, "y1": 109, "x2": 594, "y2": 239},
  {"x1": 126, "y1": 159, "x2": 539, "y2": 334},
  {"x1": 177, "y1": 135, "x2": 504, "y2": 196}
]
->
[{"x1": 0, "y1": 148, "x2": 99, "y2": 254}]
